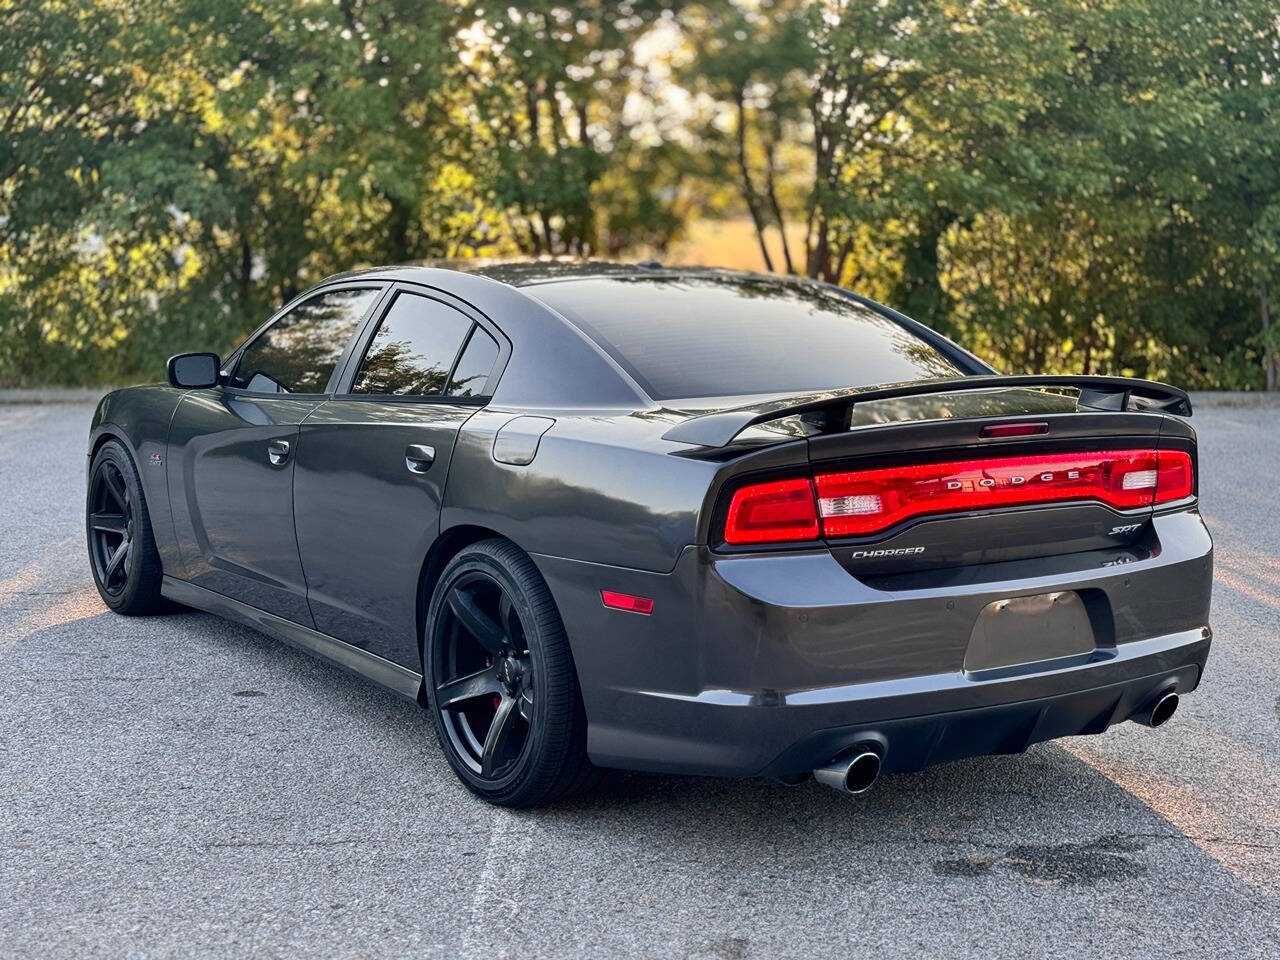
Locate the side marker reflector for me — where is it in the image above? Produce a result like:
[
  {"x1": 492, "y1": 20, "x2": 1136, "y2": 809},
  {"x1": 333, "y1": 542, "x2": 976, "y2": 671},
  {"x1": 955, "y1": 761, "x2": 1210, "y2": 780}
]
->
[{"x1": 601, "y1": 590, "x2": 654, "y2": 615}]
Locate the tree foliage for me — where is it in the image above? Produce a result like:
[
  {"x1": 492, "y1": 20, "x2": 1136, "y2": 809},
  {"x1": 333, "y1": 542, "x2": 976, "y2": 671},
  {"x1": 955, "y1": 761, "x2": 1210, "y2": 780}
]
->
[{"x1": 2, "y1": 0, "x2": 1278, "y2": 387}]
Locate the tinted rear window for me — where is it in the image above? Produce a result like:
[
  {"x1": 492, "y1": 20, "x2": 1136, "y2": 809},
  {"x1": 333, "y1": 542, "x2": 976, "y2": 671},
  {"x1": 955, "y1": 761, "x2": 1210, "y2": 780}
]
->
[
  {"x1": 528, "y1": 275, "x2": 963, "y2": 401},
  {"x1": 447, "y1": 327, "x2": 500, "y2": 397}
]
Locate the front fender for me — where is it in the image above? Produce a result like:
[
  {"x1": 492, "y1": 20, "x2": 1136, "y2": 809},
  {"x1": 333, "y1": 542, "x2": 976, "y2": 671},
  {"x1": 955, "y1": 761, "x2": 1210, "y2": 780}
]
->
[{"x1": 87, "y1": 385, "x2": 187, "y2": 576}]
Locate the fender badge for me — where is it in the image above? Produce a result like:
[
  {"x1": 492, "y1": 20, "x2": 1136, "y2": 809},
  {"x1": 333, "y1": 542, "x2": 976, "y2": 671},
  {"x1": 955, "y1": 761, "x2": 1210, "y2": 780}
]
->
[{"x1": 149, "y1": 453, "x2": 164, "y2": 465}]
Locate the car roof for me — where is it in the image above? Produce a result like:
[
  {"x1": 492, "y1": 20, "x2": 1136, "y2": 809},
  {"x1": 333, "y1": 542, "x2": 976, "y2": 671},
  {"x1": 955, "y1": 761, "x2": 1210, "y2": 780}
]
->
[
  {"x1": 318, "y1": 259, "x2": 784, "y2": 290},
  {"x1": 307, "y1": 260, "x2": 990, "y2": 410}
]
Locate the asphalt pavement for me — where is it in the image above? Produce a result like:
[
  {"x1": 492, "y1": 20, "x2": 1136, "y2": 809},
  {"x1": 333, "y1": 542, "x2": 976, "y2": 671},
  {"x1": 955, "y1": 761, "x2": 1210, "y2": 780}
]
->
[{"x1": 1, "y1": 400, "x2": 1278, "y2": 959}]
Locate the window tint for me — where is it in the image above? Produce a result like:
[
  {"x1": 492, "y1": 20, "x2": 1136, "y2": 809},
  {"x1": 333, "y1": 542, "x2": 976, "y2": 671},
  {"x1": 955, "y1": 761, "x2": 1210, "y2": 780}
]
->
[
  {"x1": 447, "y1": 327, "x2": 499, "y2": 397},
  {"x1": 528, "y1": 275, "x2": 964, "y2": 401},
  {"x1": 231, "y1": 288, "x2": 378, "y2": 393},
  {"x1": 350, "y1": 292, "x2": 473, "y2": 396}
]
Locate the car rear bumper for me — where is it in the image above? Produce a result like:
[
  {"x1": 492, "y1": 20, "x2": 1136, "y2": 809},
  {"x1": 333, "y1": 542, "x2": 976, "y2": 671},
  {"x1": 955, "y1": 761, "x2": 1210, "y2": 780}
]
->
[{"x1": 532, "y1": 509, "x2": 1213, "y2": 779}]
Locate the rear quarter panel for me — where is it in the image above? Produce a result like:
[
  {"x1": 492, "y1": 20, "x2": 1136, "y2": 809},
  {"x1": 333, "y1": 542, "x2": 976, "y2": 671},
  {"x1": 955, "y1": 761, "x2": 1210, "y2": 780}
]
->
[{"x1": 442, "y1": 408, "x2": 725, "y2": 572}]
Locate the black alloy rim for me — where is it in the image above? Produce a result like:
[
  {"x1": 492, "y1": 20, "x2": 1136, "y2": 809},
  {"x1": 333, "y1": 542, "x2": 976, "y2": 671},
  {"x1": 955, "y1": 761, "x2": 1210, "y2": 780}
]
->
[
  {"x1": 89, "y1": 460, "x2": 134, "y2": 596},
  {"x1": 434, "y1": 571, "x2": 535, "y2": 780}
]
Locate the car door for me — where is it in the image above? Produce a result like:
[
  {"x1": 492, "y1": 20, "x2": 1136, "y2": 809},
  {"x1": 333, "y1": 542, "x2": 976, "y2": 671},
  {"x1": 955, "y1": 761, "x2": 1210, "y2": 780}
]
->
[
  {"x1": 293, "y1": 284, "x2": 507, "y2": 666},
  {"x1": 166, "y1": 284, "x2": 384, "y2": 626}
]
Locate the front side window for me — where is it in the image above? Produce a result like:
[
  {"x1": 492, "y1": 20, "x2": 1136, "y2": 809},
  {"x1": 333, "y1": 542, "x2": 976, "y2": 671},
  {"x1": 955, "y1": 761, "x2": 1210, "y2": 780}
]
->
[
  {"x1": 231, "y1": 287, "x2": 379, "y2": 394},
  {"x1": 350, "y1": 292, "x2": 475, "y2": 396}
]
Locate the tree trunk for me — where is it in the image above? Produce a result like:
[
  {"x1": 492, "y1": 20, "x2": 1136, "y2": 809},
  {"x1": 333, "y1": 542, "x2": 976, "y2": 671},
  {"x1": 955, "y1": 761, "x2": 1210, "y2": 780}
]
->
[
  {"x1": 526, "y1": 83, "x2": 540, "y2": 144},
  {"x1": 1262, "y1": 276, "x2": 1276, "y2": 391},
  {"x1": 764, "y1": 143, "x2": 793, "y2": 274},
  {"x1": 238, "y1": 236, "x2": 253, "y2": 323},
  {"x1": 889, "y1": 214, "x2": 954, "y2": 327},
  {"x1": 386, "y1": 194, "x2": 414, "y2": 263},
  {"x1": 804, "y1": 98, "x2": 836, "y2": 280},
  {"x1": 734, "y1": 92, "x2": 774, "y2": 273},
  {"x1": 832, "y1": 236, "x2": 854, "y2": 285},
  {"x1": 807, "y1": 216, "x2": 831, "y2": 280},
  {"x1": 533, "y1": 210, "x2": 552, "y2": 254}
]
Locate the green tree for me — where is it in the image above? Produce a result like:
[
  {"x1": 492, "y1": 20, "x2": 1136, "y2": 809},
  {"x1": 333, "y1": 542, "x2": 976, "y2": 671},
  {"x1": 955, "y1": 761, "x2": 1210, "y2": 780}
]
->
[
  {"x1": 3, "y1": 0, "x2": 1278, "y2": 389},
  {"x1": 683, "y1": 0, "x2": 1280, "y2": 387},
  {"x1": 456, "y1": 2, "x2": 696, "y2": 256},
  {"x1": 2, "y1": 0, "x2": 495, "y2": 383}
]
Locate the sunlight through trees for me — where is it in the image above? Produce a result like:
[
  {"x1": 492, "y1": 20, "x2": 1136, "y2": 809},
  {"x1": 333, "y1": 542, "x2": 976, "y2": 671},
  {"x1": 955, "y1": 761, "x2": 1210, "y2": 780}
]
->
[{"x1": 2, "y1": 1, "x2": 1277, "y2": 388}]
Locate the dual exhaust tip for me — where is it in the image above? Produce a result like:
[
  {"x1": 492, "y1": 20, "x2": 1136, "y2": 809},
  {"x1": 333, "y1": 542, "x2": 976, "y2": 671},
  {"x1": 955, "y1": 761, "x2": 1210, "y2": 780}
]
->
[{"x1": 813, "y1": 690, "x2": 1179, "y2": 795}]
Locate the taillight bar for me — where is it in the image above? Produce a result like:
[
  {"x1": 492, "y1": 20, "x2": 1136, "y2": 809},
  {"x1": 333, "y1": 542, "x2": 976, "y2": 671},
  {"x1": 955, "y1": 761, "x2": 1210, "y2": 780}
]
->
[
  {"x1": 722, "y1": 449, "x2": 1193, "y2": 545},
  {"x1": 816, "y1": 448, "x2": 1192, "y2": 537}
]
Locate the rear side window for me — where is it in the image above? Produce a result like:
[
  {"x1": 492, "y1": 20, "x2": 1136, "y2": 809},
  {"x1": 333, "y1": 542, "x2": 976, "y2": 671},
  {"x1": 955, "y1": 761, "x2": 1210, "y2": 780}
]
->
[
  {"x1": 231, "y1": 287, "x2": 379, "y2": 394},
  {"x1": 528, "y1": 275, "x2": 964, "y2": 401},
  {"x1": 350, "y1": 292, "x2": 474, "y2": 396},
  {"x1": 447, "y1": 327, "x2": 499, "y2": 397}
]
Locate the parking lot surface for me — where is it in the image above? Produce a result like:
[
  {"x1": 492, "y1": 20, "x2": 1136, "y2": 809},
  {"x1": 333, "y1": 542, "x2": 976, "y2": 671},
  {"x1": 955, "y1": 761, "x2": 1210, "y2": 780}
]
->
[{"x1": 1, "y1": 401, "x2": 1278, "y2": 958}]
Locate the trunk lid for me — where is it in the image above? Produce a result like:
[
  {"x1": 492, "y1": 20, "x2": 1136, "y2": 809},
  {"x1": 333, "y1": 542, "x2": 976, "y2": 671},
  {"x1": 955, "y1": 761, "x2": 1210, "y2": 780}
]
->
[
  {"x1": 808, "y1": 409, "x2": 1195, "y2": 576},
  {"x1": 695, "y1": 377, "x2": 1197, "y2": 577}
]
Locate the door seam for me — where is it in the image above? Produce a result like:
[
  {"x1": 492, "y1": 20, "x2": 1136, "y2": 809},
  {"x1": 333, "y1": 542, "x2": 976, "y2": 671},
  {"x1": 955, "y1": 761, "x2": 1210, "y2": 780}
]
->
[{"x1": 292, "y1": 399, "x2": 331, "y2": 629}]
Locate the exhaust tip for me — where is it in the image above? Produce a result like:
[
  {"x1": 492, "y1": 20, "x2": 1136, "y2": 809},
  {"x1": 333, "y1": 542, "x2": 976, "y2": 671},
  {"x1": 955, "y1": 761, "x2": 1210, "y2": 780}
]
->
[
  {"x1": 1149, "y1": 691, "x2": 1179, "y2": 727},
  {"x1": 1133, "y1": 690, "x2": 1179, "y2": 728},
  {"x1": 814, "y1": 748, "x2": 882, "y2": 795},
  {"x1": 843, "y1": 750, "x2": 881, "y2": 794}
]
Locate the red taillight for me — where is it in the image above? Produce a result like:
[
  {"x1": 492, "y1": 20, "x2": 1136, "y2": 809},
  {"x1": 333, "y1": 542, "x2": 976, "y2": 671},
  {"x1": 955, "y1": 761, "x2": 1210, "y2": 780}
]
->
[
  {"x1": 813, "y1": 448, "x2": 1194, "y2": 537},
  {"x1": 724, "y1": 477, "x2": 820, "y2": 544},
  {"x1": 1153, "y1": 449, "x2": 1194, "y2": 503}
]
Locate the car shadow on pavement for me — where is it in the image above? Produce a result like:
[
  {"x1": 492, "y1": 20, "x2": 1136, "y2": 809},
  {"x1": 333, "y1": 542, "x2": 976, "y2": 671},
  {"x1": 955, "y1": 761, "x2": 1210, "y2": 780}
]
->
[
  {"x1": 549, "y1": 758, "x2": 1165, "y2": 886},
  {"x1": 8, "y1": 602, "x2": 1275, "y2": 960},
  {"x1": 11, "y1": 602, "x2": 1206, "y2": 881}
]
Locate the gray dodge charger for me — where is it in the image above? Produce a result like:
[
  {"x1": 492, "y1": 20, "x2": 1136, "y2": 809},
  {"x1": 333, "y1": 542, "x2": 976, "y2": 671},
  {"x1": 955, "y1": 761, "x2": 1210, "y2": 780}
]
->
[{"x1": 85, "y1": 262, "x2": 1212, "y2": 806}]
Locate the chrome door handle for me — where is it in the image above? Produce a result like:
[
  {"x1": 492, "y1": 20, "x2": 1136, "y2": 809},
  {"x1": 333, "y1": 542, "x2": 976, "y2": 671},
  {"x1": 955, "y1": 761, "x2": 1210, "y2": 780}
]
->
[
  {"x1": 405, "y1": 444, "x2": 435, "y2": 474},
  {"x1": 267, "y1": 439, "x2": 290, "y2": 466}
]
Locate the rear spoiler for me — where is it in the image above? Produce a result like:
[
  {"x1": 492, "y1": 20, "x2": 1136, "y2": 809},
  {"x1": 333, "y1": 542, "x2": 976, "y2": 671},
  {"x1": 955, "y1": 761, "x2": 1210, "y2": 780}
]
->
[{"x1": 661, "y1": 375, "x2": 1193, "y2": 448}]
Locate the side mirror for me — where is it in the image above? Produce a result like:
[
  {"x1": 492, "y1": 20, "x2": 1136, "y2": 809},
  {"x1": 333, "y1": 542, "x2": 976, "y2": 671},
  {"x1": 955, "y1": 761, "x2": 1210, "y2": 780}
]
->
[{"x1": 166, "y1": 352, "x2": 221, "y2": 389}]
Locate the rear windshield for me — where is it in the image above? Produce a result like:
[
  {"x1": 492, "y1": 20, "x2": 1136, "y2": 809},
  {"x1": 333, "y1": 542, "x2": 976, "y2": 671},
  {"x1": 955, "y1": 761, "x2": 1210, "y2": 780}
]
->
[{"x1": 528, "y1": 274, "x2": 964, "y2": 401}]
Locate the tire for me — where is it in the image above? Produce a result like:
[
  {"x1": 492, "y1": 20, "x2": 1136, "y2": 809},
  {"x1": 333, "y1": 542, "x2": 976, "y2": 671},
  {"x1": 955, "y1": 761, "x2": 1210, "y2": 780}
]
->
[
  {"x1": 423, "y1": 538, "x2": 593, "y2": 807},
  {"x1": 86, "y1": 439, "x2": 165, "y2": 615}
]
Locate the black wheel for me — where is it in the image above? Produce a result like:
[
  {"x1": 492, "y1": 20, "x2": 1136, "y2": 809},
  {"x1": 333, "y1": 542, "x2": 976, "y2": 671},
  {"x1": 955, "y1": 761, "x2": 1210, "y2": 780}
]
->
[
  {"x1": 424, "y1": 539, "x2": 593, "y2": 807},
  {"x1": 86, "y1": 440, "x2": 164, "y2": 614}
]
